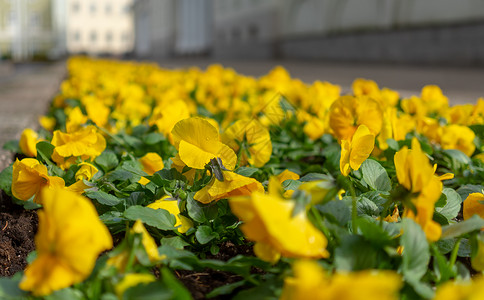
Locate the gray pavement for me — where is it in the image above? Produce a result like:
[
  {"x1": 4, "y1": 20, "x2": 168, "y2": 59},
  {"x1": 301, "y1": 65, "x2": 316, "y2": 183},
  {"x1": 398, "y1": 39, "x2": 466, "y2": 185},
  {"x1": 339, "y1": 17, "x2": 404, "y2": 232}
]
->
[
  {"x1": 0, "y1": 61, "x2": 66, "y2": 170},
  {"x1": 1, "y1": 57, "x2": 483, "y2": 170}
]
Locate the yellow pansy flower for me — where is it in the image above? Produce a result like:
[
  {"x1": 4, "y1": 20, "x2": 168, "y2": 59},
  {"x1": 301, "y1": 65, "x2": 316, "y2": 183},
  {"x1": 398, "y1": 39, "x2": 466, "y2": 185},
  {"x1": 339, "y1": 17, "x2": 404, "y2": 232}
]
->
[
  {"x1": 75, "y1": 162, "x2": 99, "y2": 181},
  {"x1": 19, "y1": 187, "x2": 112, "y2": 296},
  {"x1": 107, "y1": 220, "x2": 164, "y2": 272},
  {"x1": 329, "y1": 95, "x2": 383, "y2": 141},
  {"x1": 51, "y1": 125, "x2": 106, "y2": 169},
  {"x1": 229, "y1": 190, "x2": 329, "y2": 262},
  {"x1": 421, "y1": 84, "x2": 449, "y2": 114},
  {"x1": 83, "y1": 96, "x2": 110, "y2": 128},
  {"x1": 11, "y1": 158, "x2": 65, "y2": 204},
  {"x1": 394, "y1": 138, "x2": 442, "y2": 241},
  {"x1": 222, "y1": 119, "x2": 272, "y2": 167},
  {"x1": 149, "y1": 100, "x2": 190, "y2": 143},
  {"x1": 114, "y1": 273, "x2": 156, "y2": 299},
  {"x1": 352, "y1": 78, "x2": 380, "y2": 99},
  {"x1": 433, "y1": 277, "x2": 484, "y2": 300},
  {"x1": 339, "y1": 125, "x2": 375, "y2": 176},
  {"x1": 463, "y1": 193, "x2": 484, "y2": 221},
  {"x1": 138, "y1": 152, "x2": 164, "y2": 185},
  {"x1": 194, "y1": 170, "x2": 264, "y2": 204},
  {"x1": 65, "y1": 106, "x2": 88, "y2": 132},
  {"x1": 440, "y1": 124, "x2": 476, "y2": 157},
  {"x1": 276, "y1": 169, "x2": 300, "y2": 184},
  {"x1": 39, "y1": 116, "x2": 56, "y2": 131},
  {"x1": 171, "y1": 117, "x2": 236, "y2": 170},
  {"x1": 147, "y1": 196, "x2": 193, "y2": 233},
  {"x1": 281, "y1": 260, "x2": 402, "y2": 300},
  {"x1": 19, "y1": 128, "x2": 40, "y2": 157}
]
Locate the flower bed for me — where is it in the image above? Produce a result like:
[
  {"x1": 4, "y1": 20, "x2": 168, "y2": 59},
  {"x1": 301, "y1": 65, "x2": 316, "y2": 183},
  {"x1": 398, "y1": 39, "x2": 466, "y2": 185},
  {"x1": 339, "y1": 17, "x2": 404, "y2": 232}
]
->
[{"x1": 1, "y1": 56, "x2": 484, "y2": 299}]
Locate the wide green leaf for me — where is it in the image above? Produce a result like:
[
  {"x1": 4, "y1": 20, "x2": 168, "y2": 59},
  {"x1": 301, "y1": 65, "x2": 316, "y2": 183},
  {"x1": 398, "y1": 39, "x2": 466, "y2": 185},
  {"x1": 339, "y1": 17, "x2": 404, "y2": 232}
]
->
[
  {"x1": 361, "y1": 159, "x2": 391, "y2": 192},
  {"x1": 124, "y1": 205, "x2": 176, "y2": 231},
  {"x1": 400, "y1": 218, "x2": 430, "y2": 281}
]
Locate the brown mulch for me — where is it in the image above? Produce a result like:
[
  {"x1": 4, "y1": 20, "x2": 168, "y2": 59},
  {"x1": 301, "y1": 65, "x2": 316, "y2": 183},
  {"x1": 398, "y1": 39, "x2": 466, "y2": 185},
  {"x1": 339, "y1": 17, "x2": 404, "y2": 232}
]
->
[{"x1": 0, "y1": 191, "x2": 38, "y2": 277}]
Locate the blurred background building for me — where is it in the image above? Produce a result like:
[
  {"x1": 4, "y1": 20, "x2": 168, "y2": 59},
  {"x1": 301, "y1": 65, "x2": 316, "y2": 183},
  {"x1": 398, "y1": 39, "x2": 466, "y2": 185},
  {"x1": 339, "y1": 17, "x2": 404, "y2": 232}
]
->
[
  {"x1": 66, "y1": 0, "x2": 134, "y2": 56},
  {"x1": 2, "y1": 0, "x2": 484, "y2": 65}
]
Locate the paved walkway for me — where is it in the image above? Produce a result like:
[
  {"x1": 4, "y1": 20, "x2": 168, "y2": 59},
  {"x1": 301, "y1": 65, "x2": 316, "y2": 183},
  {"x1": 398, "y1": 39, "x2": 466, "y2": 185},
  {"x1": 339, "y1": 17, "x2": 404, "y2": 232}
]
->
[{"x1": 0, "y1": 61, "x2": 66, "y2": 170}]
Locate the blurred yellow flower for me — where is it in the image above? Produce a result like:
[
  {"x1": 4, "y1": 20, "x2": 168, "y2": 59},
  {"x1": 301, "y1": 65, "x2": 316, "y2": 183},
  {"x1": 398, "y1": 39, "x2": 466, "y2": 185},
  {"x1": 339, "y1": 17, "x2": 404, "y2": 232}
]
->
[
  {"x1": 340, "y1": 125, "x2": 375, "y2": 176},
  {"x1": 107, "y1": 220, "x2": 164, "y2": 272},
  {"x1": 195, "y1": 170, "x2": 264, "y2": 204},
  {"x1": 229, "y1": 190, "x2": 329, "y2": 262},
  {"x1": 39, "y1": 116, "x2": 56, "y2": 131},
  {"x1": 394, "y1": 138, "x2": 442, "y2": 241},
  {"x1": 329, "y1": 95, "x2": 383, "y2": 141},
  {"x1": 222, "y1": 119, "x2": 272, "y2": 167},
  {"x1": 65, "y1": 106, "x2": 88, "y2": 132},
  {"x1": 433, "y1": 277, "x2": 484, "y2": 300},
  {"x1": 75, "y1": 162, "x2": 99, "y2": 181},
  {"x1": 11, "y1": 158, "x2": 65, "y2": 204},
  {"x1": 280, "y1": 260, "x2": 402, "y2": 300},
  {"x1": 147, "y1": 196, "x2": 193, "y2": 233},
  {"x1": 171, "y1": 117, "x2": 236, "y2": 170},
  {"x1": 138, "y1": 152, "x2": 164, "y2": 185},
  {"x1": 19, "y1": 187, "x2": 112, "y2": 296},
  {"x1": 463, "y1": 193, "x2": 484, "y2": 221},
  {"x1": 114, "y1": 273, "x2": 156, "y2": 299},
  {"x1": 440, "y1": 124, "x2": 476, "y2": 157},
  {"x1": 19, "y1": 128, "x2": 40, "y2": 157},
  {"x1": 276, "y1": 169, "x2": 300, "y2": 184},
  {"x1": 51, "y1": 125, "x2": 106, "y2": 169},
  {"x1": 421, "y1": 85, "x2": 449, "y2": 114},
  {"x1": 149, "y1": 100, "x2": 190, "y2": 142}
]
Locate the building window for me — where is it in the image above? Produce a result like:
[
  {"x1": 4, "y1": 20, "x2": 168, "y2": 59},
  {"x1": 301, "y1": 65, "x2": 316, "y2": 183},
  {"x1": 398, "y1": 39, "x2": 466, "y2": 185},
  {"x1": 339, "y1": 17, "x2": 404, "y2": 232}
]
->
[
  {"x1": 30, "y1": 13, "x2": 41, "y2": 28},
  {"x1": 121, "y1": 32, "x2": 130, "y2": 43},
  {"x1": 123, "y1": 4, "x2": 130, "y2": 14},
  {"x1": 105, "y1": 3, "x2": 112, "y2": 15},
  {"x1": 7, "y1": 11, "x2": 16, "y2": 27},
  {"x1": 73, "y1": 31, "x2": 81, "y2": 41},
  {"x1": 90, "y1": 3, "x2": 96, "y2": 14},
  {"x1": 90, "y1": 31, "x2": 97, "y2": 42},
  {"x1": 71, "y1": 2, "x2": 80, "y2": 13},
  {"x1": 105, "y1": 32, "x2": 113, "y2": 43}
]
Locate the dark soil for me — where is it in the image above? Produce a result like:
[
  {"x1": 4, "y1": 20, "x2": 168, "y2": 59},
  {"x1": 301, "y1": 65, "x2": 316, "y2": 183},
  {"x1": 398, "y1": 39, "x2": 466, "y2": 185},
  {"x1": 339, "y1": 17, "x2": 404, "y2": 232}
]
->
[
  {"x1": 176, "y1": 242, "x2": 256, "y2": 299},
  {"x1": 0, "y1": 191, "x2": 38, "y2": 277}
]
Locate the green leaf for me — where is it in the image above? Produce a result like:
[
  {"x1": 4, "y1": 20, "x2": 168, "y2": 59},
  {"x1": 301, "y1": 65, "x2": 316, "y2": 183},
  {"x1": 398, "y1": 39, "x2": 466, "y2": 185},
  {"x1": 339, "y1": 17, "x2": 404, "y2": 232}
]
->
[
  {"x1": 160, "y1": 236, "x2": 189, "y2": 249},
  {"x1": 436, "y1": 188, "x2": 462, "y2": 220},
  {"x1": 0, "y1": 163, "x2": 13, "y2": 195},
  {"x1": 355, "y1": 217, "x2": 394, "y2": 246},
  {"x1": 36, "y1": 141, "x2": 55, "y2": 164},
  {"x1": 107, "y1": 169, "x2": 136, "y2": 182},
  {"x1": 85, "y1": 190, "x2": 123, "y2": 206},
  {"x1": 207, "y1": 280, "x2": 246, "y2": 299},
  {"x1": 356, "y1": 197, "x2": 380, "y2": 216},
  {"x1": 360, "y1": 159, "x2": 391, "y2": 192},
  {"x1": 316, "y1": 199, "x2": 351, "y2": 226},
  {"x1": 186, "y1": 194, "x2": 217, "y2": 223},
  {"x1": 441, "y1": 215, "x2": 484, "y2": 239},
  {"x1": 142, "y1": 132, "x2": 165, "y2": 145},
  {"x1": 95, "y1": 151, "x2": 119, "y2": 172},
  {"x1": 45, "y1": 288, "x2": 85, "y2": 300},
  {"x1": 235, "y1": 167, "x2": 258, "y2": 177},
  {"x1": 400, "y1": 218, "x2": 430, "y2": 281},
  {"x1": 124, "y1": 205, "x2": 176, "y2": 231},
  {"x1": 334, "y1": 235, "x2": 378, "y2": 270},
  {"x1": 160, "y1": 267, "x2": 193, "y2": 300},
  {"x1": 0, "y1": 277, "x2": 28, "y2": 299},
  {"x1": 195, "y1": 225, "x2": 218, "y2": 244},
  {"x1": 123, "y1": 281, "x2": 173, "y2": 300},
  {"x1": 456, "y1": 185, "x2": 484, "y2": 202},
  {"x1": 281, "y1": 179, "x2": 301, "y2": 190}
]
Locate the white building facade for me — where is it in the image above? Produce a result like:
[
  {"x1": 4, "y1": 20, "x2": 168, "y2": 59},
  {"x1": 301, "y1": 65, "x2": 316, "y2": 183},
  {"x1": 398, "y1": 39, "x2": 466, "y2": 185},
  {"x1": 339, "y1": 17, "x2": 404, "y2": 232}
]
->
[{"x1": 66, "y1": 0, "x2": 134, "y2": 55}]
